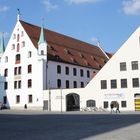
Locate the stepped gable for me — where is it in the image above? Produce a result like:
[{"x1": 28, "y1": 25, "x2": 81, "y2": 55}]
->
[{"x1": 20, "y1": 20, "x2": 109, "y2": 69}]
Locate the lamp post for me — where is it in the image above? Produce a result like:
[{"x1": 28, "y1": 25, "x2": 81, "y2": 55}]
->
[
  {"x1": 60, "y1": 88, "x2": 62, "y2": 113},
  {"x1": 48, "y1": 80, "x2": 51, "y2": 111}
]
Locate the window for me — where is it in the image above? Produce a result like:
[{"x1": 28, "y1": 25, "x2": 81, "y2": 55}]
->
[
  {"x1": 21, "y1": 31, "x2": 24, "y2": 37},
  {"x1": 80, "y1": 69, "x2": 84, "y2": 77},
  {"x1": 18, "y1": 66, "x2": 21, "y2": 75},
  {"x1": 81, "y1": 82, "x2": 84, "y2": 88},
  {"x1": 28, "y1": 65, "x2": 32, "y2": 73},
  {"x1": 18, "y1": 80, "x2": 21, "y2": 89},
  {"x1": 5, "y1": 56, "x2": 8, "y2": 63},
  {"x1": 57, "y1": 65, "x2": 61, "y2": 74},
  {"x1": 132, "y1": 78, "x2": 139, "y2": 88},
  {"x1": 66, "y1": 80, "x2": 69, "y2": 88},
  {"x1": 73, "y1": 68, "x2": 77, "y2": 76},
  {"x1": 14, "y1": 67, "x2": 17, "y2": 75},
  {"x1": 121, "y1": 101, "x2": 127, "y2": 107},
  {"x1": 73, "y1": 81, "x2": 77, "y2": 88},
  {"x1": 111, "y1": 79, "x2": 117, "y2": 89},
  {"x1": 132, "y1": 61, "x2": 138, "y2": 70},
  {"x1": 57, "y1": 79, "x2": 61, "y2": 88},
  {"x1": 86, "y1": 100, "x2": 96, "y2": 107},
  {"x1": 121, "y1": 79, "x2": 127, "y2": 88},
  {"x1": 28, "y1": 95, "x2": 33, "y2": 103},
  {"x1": 41, "y1": 50, "x2": 44, "y2": 55},
  {"x1": 11, "y1": 44, "x2": 15, "y2": 50},
  {"x1": 87, "y1": 70, "x2": 90, "y2": 78},
  {"x1": 14, "y1": 81, "x2": 17, "y2": 89},
  {"x1": 17, "y1": 34, "x2": 20, "y2": 42},
  {"x1": 17, "y1": 43, "x2": 20, "y2": 52},
  {"x1": 104, "y1": 101, "x2": 108, "y2": 108},
  {"x1": 65, "y1": 67, "x2": 69, "y2": 75},
  {"x1": 14, "y1": 67, "x2": 21, "y2": 75},
  {"x1": 4, "y1": 69, "x2": 8, "y2": 77},
  {"x1": 22, "y1": 41, "x2": 25, "y2": 47},
  {"x1": 15, "y1": 54, "x2": 20, "y2": 64},
  {"x1": 28, "y1": 79, "x2": 32, "y2": 88},
  {"x1": 120, "y1": 62, "x2": 126, "y2": 71},
  {"x1": 28, "y1": 51, "x2": 32, "y2": 58},
  {"x1": 16, "y1": 95, "x2": 20, "y2": 103},
  {"x1": 4, "y1": 82, "x2": 8, "y2": 90},
  {"x1": 101, "y1": 80, "x2": 107, "y2": 89},
  {"x1": 14, "y1": 80, "x2": 21, "y2": 89},
  {"x1": 13, "y1": 34, "x2": 16, "y2": 39}
]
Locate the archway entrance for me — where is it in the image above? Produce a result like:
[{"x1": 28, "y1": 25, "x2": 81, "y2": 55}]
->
[
  {"x1": 66, "y1": 93, "x2": 80, "y2": 111},
  {"x1": 134, "y1": 93, "x2": 140, "y2": 111}
]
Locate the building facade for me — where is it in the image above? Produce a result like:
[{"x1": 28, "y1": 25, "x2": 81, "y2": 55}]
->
[
  {"x1": 44, "y1": 26, "x2": 140, "y2": 112},
  {"x1": 0, "y1": 15, "x2": 109, "y2": 109}
]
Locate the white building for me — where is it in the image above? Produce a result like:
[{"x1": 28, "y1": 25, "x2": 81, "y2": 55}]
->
[
  {"x1": 0, "y1": 15, "x2": 109, "y2": 110},
  {"x1": 44, "y1": 25, "x2": 140, "y2": 112}
]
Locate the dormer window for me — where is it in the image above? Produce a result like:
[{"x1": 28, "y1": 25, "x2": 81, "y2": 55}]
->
[{"x1": 79, "y1": 52, "x2": 84, "y2": 58}]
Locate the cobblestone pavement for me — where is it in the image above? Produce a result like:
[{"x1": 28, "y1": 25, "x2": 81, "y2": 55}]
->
[{"x1": 0, "y1": 110, "x2": 140, "y2": 140}]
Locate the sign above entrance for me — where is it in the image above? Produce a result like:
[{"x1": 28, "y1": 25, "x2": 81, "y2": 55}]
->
[{"x1": 104, "y1": 93, "x2": 125, "y2": 99}]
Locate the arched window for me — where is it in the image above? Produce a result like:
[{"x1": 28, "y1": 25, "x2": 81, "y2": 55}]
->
[{"x1": 86, "y1": 100, "x2": 96, "y2": 107}]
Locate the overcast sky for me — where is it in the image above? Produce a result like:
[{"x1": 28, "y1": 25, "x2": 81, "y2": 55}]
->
[{"x1": 1, "y1": 0, "x2": 140, "y2": 52}]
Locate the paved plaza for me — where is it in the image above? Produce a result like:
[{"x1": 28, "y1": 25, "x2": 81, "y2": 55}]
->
[{"x1": 0, "y1": 110, "x2": 140, "y2": 140}]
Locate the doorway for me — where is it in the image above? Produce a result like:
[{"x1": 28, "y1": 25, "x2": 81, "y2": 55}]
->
[
  {"x1": 66, "y1": 93, "x2": 80, "y2": 111},
  {"x1": 134, "y1": 94, "x2": 140, "y2": 111}
]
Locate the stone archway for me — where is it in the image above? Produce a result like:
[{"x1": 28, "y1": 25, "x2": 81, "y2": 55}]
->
[{"x1": 66, "y1": 93, "x2": 80, "y2": 111}]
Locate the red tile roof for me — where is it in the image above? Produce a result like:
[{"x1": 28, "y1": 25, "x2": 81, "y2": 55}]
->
[{"x1": 20, "y1": 20, "x2": 109, "y2": 70}]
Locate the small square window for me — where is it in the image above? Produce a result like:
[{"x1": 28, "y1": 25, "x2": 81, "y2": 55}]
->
[
  {"x1": 104, "y1": 101, "x2": 108, "y2": 108},
  {"x1": 120, "y1": 62, "x2": 126, "y2": 71},
  {"x1": 132, "y1": 78, "x2": 139, "y2": 88},
  {"x1": 111, "y1": 79, "x2": 117, "y2": 89},
  {"x1": 121, "y1": 101, "x2": 127, "y2": 108},
  {"x1": 101, "y1": 80, "x2": 107, "y2": 89},
  {"x1": 132, "y1": 61, "x2": 138, "y2": 70},
  {"x1": 121, "y1": 79, "x2": 127, "y2": 88}
]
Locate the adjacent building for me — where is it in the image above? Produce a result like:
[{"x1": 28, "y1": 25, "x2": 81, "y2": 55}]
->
[{"x1": 44, "y1": 25, "x2": 140, "y2": 112}]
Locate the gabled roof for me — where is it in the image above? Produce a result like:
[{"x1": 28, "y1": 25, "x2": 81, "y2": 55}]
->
[{"x1": 20, "y1": 20, "x2": 109, "y2": 70}]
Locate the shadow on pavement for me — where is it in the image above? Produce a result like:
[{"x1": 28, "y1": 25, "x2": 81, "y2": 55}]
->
[{"x1": 0, "y1": 113, "x2": 140, "y2": 140}]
